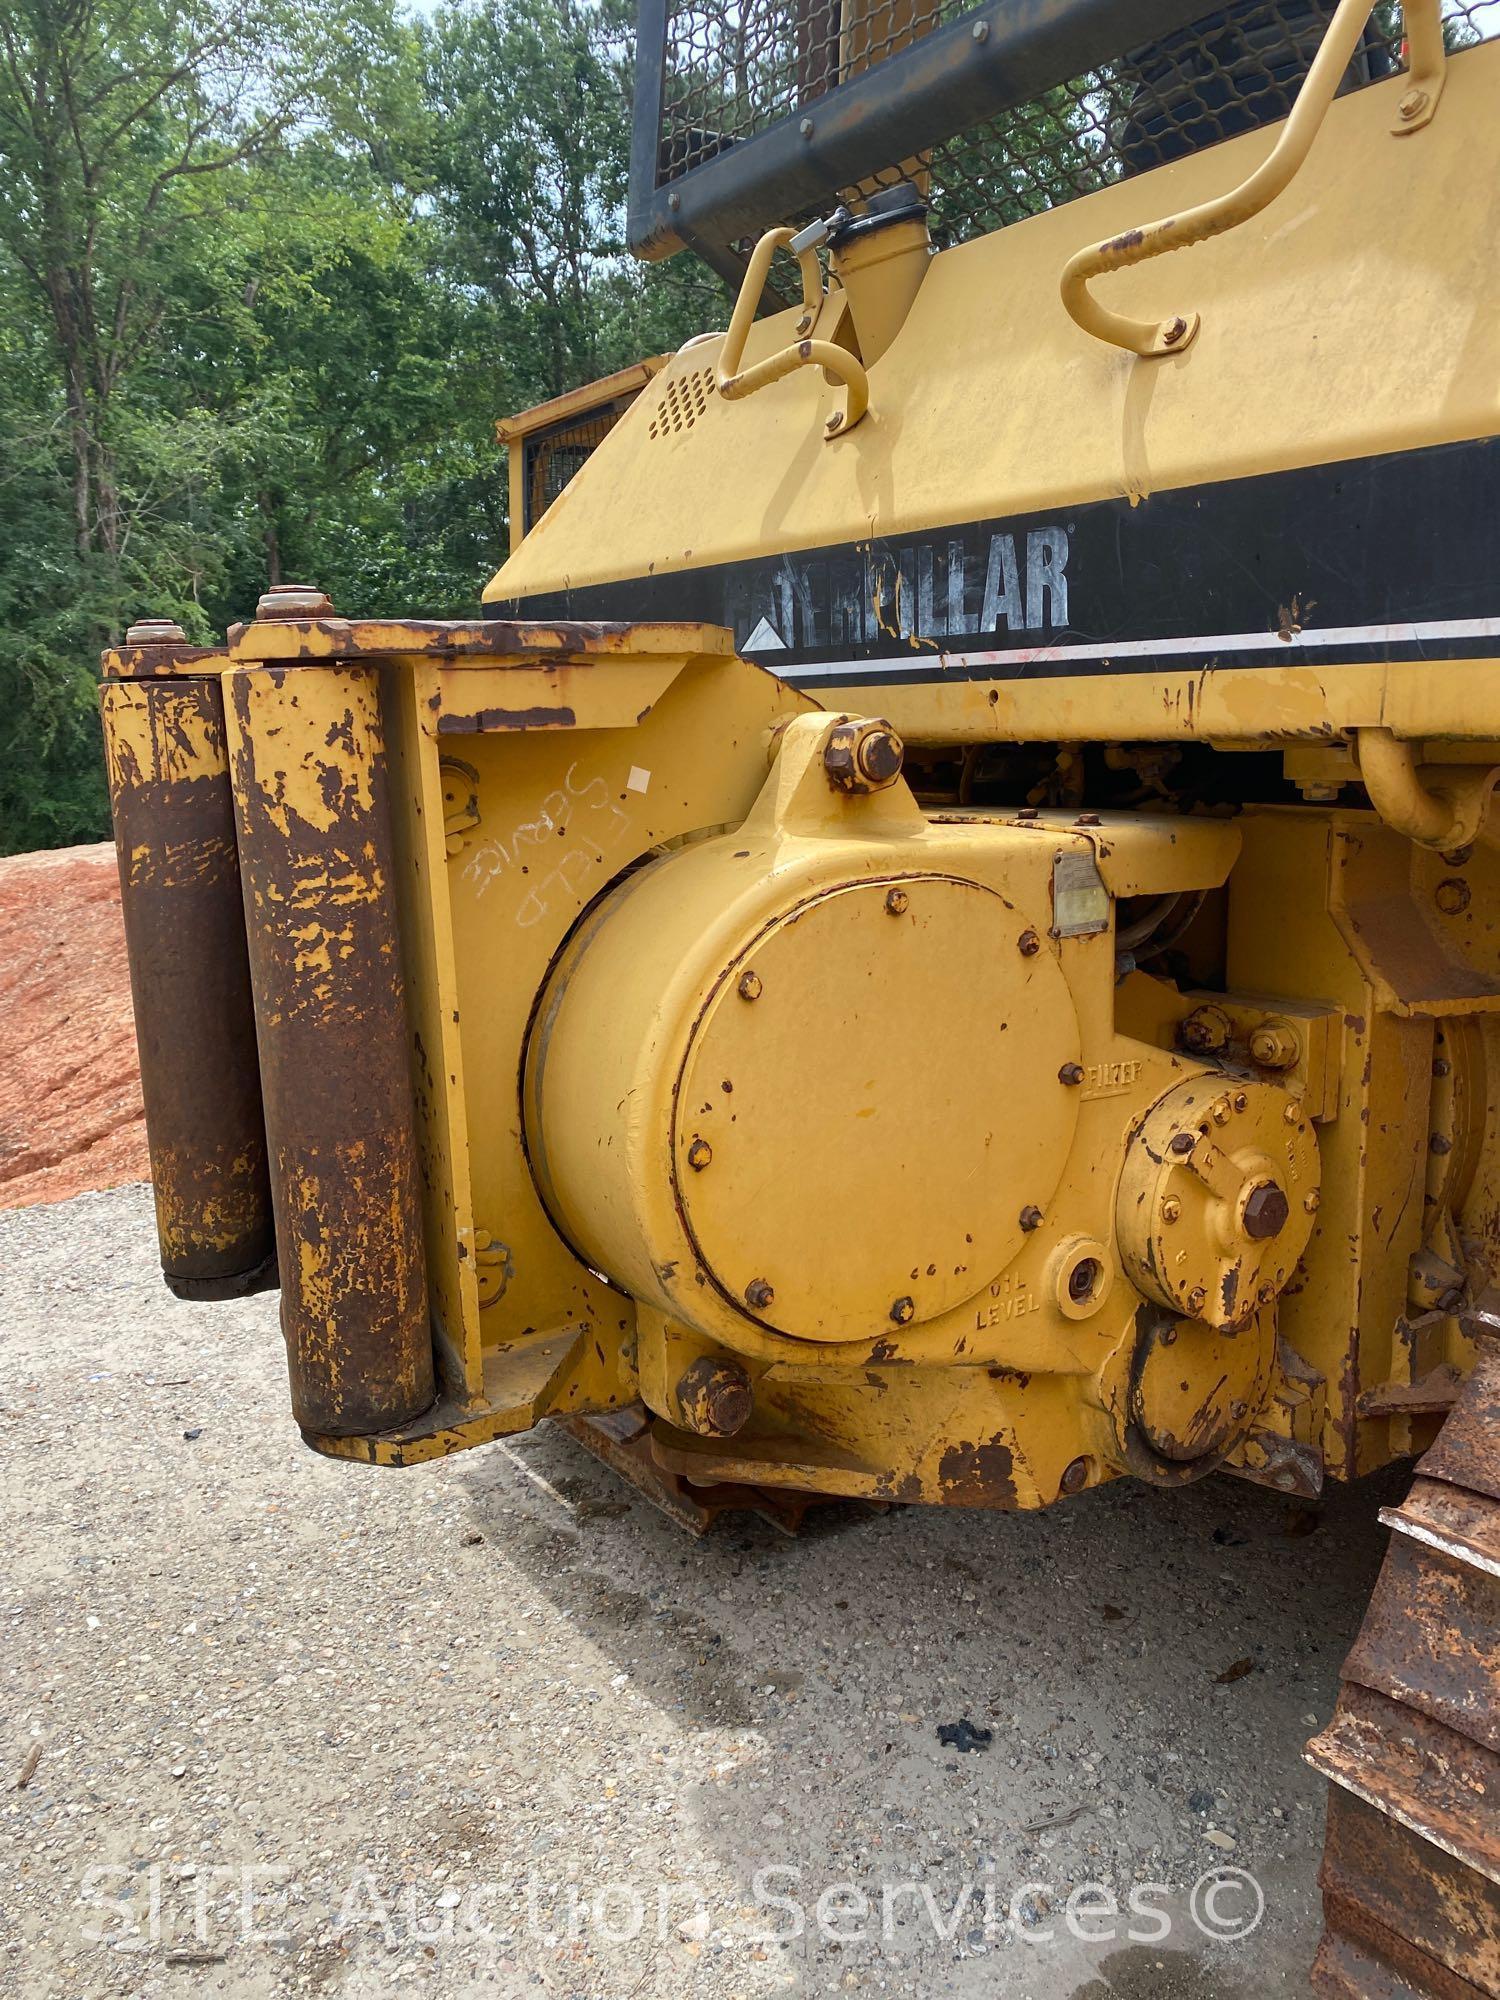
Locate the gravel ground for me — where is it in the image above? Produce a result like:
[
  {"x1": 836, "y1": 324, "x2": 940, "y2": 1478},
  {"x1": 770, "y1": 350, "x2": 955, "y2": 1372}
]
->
[{"x1": 1, "y1": 1184, "x2": 1405, "y2": 1999}]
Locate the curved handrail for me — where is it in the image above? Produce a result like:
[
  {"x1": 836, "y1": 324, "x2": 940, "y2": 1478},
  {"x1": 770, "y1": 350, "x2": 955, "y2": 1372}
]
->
[
  {"x1": 1060, "y1": 0, "x2": 1444, "y2": 356},
  {"x1": 715, "y1": 226, "x2": 870, "y2": 437}
]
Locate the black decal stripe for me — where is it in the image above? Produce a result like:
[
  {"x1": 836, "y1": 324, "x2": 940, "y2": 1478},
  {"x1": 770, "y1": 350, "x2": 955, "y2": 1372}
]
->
[{"x1": 493, "y1": 436, "x2": 1500, "y2": 683}]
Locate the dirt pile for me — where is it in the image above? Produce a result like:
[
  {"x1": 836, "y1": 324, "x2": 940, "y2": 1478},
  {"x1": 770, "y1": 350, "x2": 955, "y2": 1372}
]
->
[{"x1": 0, "y1": 842, "x2": 149, "y2": 1209}]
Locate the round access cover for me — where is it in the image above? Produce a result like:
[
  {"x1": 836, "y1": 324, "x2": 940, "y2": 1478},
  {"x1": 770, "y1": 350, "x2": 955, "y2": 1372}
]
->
[{"x1": 671, "y1": 874, "x2": 1080, "y2": 1341}]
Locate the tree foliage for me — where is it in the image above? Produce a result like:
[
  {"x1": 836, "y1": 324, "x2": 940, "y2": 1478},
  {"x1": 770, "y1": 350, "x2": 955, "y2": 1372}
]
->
[{"x1": 0, "y1": 0, "x2": 716, "y2": 853}]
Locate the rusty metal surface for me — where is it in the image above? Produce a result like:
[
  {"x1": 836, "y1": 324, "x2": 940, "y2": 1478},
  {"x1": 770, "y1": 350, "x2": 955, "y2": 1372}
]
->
[
  {"x1": 99, "y1": 674, "x2": 274, "y2": 1292},
  {"x1": 227, "y1": 616, "x2": 735, "y2": 667},
  {"x1": 101, "y1": 638, "x2": 226, "y2": 681},
  {"x1": 1308, "y1": 1320, "x2": 1500, "y2": 1998},
  {"x1": 225, "y1": 664, "x2": 434, "y2": 1438},
  {"x1": 558, "y1": 1409, "x2": 820, "y2": 1536}
]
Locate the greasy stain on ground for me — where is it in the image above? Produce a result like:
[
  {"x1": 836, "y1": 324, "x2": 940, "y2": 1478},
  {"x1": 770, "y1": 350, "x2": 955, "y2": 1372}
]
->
[{"x1": 1071, "y1": 1943, "x2": 1265, "y2": 1998}]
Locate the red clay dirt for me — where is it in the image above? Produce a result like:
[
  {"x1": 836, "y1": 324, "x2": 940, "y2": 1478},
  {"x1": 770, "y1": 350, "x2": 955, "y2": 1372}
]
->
[{"x1": 0, "y1": 842, "x2": 149, "y2": 1209}]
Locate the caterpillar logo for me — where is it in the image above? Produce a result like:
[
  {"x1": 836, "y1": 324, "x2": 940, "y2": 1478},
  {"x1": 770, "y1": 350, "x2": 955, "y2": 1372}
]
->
[{"x1": 731, "y1": 525, "x2": 1071, "y2": 656}]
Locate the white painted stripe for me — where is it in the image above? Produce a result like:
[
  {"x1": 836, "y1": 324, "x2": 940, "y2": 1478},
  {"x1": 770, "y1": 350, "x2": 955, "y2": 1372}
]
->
[{"x1": 763, "y1": 615, "x2": 1500, "y2": 680}]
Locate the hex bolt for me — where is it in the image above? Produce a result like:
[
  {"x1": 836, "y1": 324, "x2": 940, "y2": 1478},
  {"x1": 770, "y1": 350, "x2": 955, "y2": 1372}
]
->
[
  {"x1": 885, "y1": 887, "x2": 909, "y2": 916},
  {"x1": 1058, "y1": 1061, "x2": 1085, "y2": 1085},
  {"x1": 1303, "y1": 1189, "x2": 1320, "y2": 1214},
  {"x1": 1169, "y1": 1132, "x2": 1196, "y2": 1156},
  {"x1": 1187, "y1": 1285, "x2": 1207, "y2": 1315},
  {"x1": 668, "y1": 190, "x2": 681, "y2": 211},
  {"x1": 1433, "y1": 1057, "x2": 1452, "y2": 1078},
  {"x1": 1230, "y1": 1399, "x2": 1249, "y2": 1422},
  {"x1": 1074, "y1": 811, "x2": 1100, "y2": 826},
  {"x1": 255, "y1": 582, "x2": 334, "y2": 620},
  {"x1": 124, "y1": 616, "x2": 188, "y2": 646},
  {"x1": 799, "y1": 116, "x2": 815, "y2": 137},
  {"x1": 1399, "y1": 86, "x2": 1428, "y2": 120},
  {"x1": 1430, "y1": 1132, "x2": 1453, "y2": 1156},
  {"x1": 1017, "y1": 929, "x2": 1041, "y2": 957},
  {"x1": 1242, "y1": 1181, "x2": 1289, "y2": 1241},
  {"x1": 1163, "y1": 315, "x2": 1189, "y2": 345},
  {"x1": 1435, "y1": 878, "x2": 1472, "y2": 916},
  {"x1": 1019, "y1": 1204, "x2": 1044, "y2": 1232},
  {"x1": 1160, "y1": 1325, "x2": 1178, "y2": 1346},
  {"x1": 971, "y1": 17, "x2": 989, "y2": 39},
  {"x1": 1059, "y1": 1456, "x2": 1091, "y2": 1495},
  {"x1": 889, "y1": 1295, "x2": 915, "y2": 1325},
  {"x1": 744, "y1": 1277, "x2": 775, "y2": 1311},
  {"x1": 686, "y1": 1138, "x2": 713, "y2": 1172},
  {"x1": 1232, "y1": 1092, "x2": 1248, "y2": 1113},
  {"x1": 737, "y1": 970, "x2": 762, "y2": 1002},
  {"x1": 1178, "y1": 1005, "x2": 1230, "y2": 1054},
  {"x1": 823, "y1": 718, "x2": 904, "y2": 794},
  {"x1": 1249, "y1": 1020, "x2": 1299, "y2": 1069},
  {"x1": 1016, "y1": 806, "x2": 1040, "y2": 820},
  {"x1": 675, "y1": 1355, "x2": 754, "y2": 1437},
  {"x1": 1283, "y1": 1103, "x2": 1300, "y2": 1125},
  {"x1": 1161, "y1": 1196, "x2": 1182, "y2": 1224}
]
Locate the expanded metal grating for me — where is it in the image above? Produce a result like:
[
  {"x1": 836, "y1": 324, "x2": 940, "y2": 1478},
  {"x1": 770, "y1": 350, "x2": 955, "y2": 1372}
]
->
[
  {"x1": 524, "y1": 412, "x2": 626, "y2": 533},
  {"x1": 646, "y1": 0, "x2": 1491, "y2": 254}
]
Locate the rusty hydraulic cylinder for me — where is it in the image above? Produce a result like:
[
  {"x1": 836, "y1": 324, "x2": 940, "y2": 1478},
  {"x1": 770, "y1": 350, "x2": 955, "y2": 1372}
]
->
[
  {"x1": 100, "y1": 650, "x2": 275, "y2": 1297},
  {"x1": 223, "y1": 659, "x2": 434, "y2": 1437}
]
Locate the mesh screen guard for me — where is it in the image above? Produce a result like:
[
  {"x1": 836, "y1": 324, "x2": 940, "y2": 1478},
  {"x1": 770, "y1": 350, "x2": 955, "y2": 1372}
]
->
[{"x1": 628, "y1": 0, "x2": 1489, "y2": 271}]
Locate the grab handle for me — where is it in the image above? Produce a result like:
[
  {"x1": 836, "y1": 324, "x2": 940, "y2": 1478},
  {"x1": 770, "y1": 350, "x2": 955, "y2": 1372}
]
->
[
  {"x1": 1060, "y1": 0, "x2": 1445, "y2": 357},
  {"x1": 717, "y1": 225, "x2": 870, "y2": 437}
]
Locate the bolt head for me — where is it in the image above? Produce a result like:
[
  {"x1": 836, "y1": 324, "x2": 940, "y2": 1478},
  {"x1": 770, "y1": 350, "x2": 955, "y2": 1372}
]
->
[
  {"x1": 256, "y1": 583, "x2": 333, "y2": 621},
  {"x1": 1058, "y1": 1061, "x2": 1085, "y2": 1086},
  {"x1": 676, "y1": 1356, "x2": 753, "y2": 1436},
  {"x1": 1163, "y1": 315, "x2": 1188, "y2": 345},
  {"x1": 1059, "y1": 1456, "x2": 1090, "y2": 1495},
  {"x1": 799, "y1": 116, "x2": 814, "y2": 137},
  {"x1": 823, "y1": 718, "x2": 904, "y2": 793},
  {"x1": 737, "y1": 969, "x2": 762, "y2": 1002},
  {"x1": 1187, "y1": 1286, "x2": 1207, "y2": 1315},
  {"x1": 1017, "y1": 929, "x2": 1041, "y2": 958},
  {"x1": 1160, "y1": 1325, "x2": 1178, "y2": 1346},
  {"x1": 1161, "y1": 1196, "x2": 1181, "y2": 1224},
  {"x1": 1019, "y1": 1204, "x2": 1044, "y2": 1232},
  {"x1": 1435, "y1": 878, "x2": 1471, "y2": 916},
  {"x1": 668, "y1": 191, "x2": 681, "y2": 210},
  {"x1": 1168, "y1": 1132, "x2": 1196, "y2": 1157},
  {"x1": 1399, "y1": 87, "x2": 1428, "y2": 119},
  {"x1": 744, "y1": 1278, "x2": 774, "y2": 1311},
  {"x1": 884, "y1": 886, "x2": 909, "y2": 917},
  {"x1": 1242, "y1": 1181, "x2": 1289, "y2": 1241},
  {"x1": 1303, "y1": 1189, "x2": 1320, "y2": 1214},
  {"x1": 124, "y1": 616, "x2": 187, "y2": 646},
  {"x1": 889, "y1": 1295, "x2": 914, "y2": 1325},
  {"x1": 971, "y1": 17, "x2": 989, "y2": 39},
  {"x1": 1230, "y1": 1400, "x2": 1249, "y2": 1422},
  {"x1": 686, "y1": 1138, "x2": 713, "y2": 1172},
  {"x1": 1283, "y1": 1103, "x2": 1300, "y2": 1126}
]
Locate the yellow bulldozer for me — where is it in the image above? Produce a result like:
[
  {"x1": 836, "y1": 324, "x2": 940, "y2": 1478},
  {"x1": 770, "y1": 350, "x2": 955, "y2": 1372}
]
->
[{"x1": 99, "y1": 0, "x2": 1497, "y2": 1987}]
